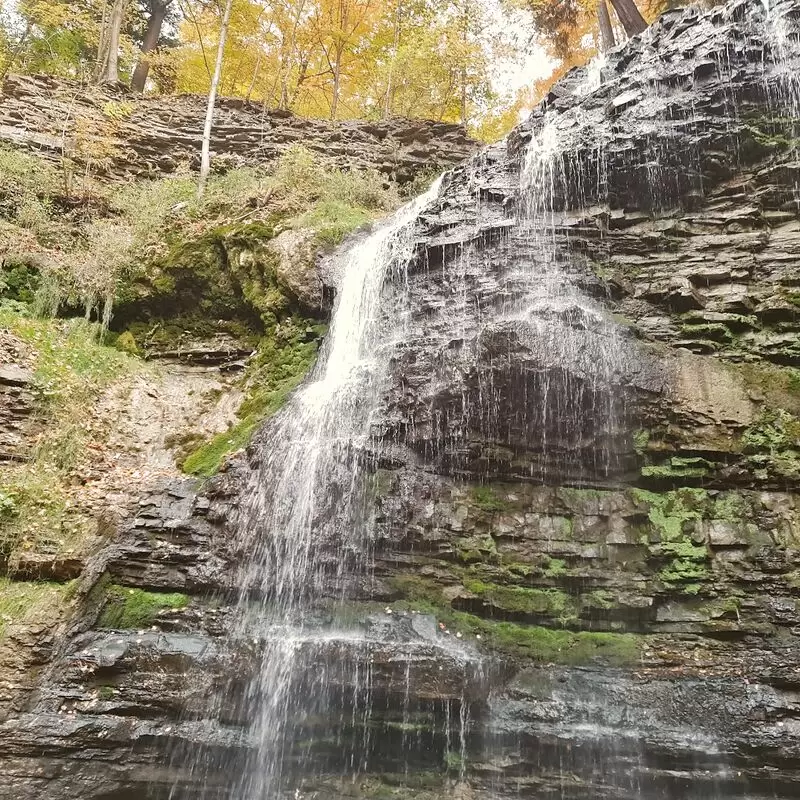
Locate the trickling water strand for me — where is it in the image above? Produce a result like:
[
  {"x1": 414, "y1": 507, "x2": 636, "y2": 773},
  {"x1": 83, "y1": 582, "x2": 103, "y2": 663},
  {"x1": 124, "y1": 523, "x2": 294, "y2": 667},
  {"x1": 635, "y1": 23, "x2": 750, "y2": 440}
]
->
[
  {"x1": 578, "y1": 52, "x2": 608, "y2": 96},
  {"x1": 517, "y1": 109, "x2": 628, "y2": 485},
  {"x1": 763, "y1": 0, "x2": 800, "y2": 204}
]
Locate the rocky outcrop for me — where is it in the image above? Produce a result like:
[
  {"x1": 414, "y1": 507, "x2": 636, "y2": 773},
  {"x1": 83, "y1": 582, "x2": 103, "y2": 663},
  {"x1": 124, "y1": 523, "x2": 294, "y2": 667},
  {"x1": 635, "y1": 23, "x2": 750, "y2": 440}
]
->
[
  {"x1": 0, "y1": 74, "x2": 478, "y2": 184},
  {"x1": 0, "y1": 333, "x2": 36, "y2": 462},
  {"x1": 2, "y1": 1, "x2": 800, "y2": 799}
]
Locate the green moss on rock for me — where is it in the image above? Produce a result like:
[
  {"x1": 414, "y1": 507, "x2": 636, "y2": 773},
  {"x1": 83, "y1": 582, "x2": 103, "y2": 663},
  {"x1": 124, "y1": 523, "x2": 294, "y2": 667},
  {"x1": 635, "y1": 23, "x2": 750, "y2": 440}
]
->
[
  {"x1": 445, "y1": 610, "x2": 641, "y2": 666},
  {"x1": 463, "y1": 579, "x2": 578, "y2": 623},
  {"x1": 544, "y1": 557, "x2": 568, "y2": 577},
  {"x1": 631, "y1": 488, "x2": 712, "y2": 590},
  {"x1": 469, "y1": 485, "x2": 509, "y2": 512},
  {"x1": 387, "y1": 574, "x2": 640, "y2": 665},
  {"x1": 182, "y1": 317, "x2": 326, "y2": 476},
  {"x1": 740, "y1": 409, "x2": 800, "y2": 478},
  {"x1": 98, "y1": 585, "x2": 189, "y2": 629},
  {"x1": 641, "y1": 457, "x2": 712, "y2": 481}
]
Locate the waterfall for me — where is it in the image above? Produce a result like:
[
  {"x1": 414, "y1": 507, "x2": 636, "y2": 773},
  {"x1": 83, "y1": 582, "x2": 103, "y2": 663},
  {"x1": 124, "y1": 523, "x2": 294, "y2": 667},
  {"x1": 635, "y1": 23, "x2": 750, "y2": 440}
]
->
[
  {"x1": 515, "y1": 107, "x2": 630, "y2": 485},
  {"x1": 180, "y1": 179, "x2": 457, "y2": 799}
]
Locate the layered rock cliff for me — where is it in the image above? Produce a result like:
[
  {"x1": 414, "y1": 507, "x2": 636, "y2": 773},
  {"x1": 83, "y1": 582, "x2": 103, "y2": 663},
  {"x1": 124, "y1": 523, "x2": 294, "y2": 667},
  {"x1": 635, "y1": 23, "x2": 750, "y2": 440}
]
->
[
  {"x1": 2, "y1": 1, "x2": 800, "y2": 799},
  {"x1": 0, "y1": 74, "x2": 476, "y2": 184}
]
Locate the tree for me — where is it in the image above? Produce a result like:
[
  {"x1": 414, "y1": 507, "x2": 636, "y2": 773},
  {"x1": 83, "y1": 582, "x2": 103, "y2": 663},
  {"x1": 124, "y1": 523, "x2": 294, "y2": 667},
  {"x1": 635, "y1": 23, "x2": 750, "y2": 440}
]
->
[
  {"x1": 608, "y1": 0, "x2": 646, "y2": 36},
  {"x1": 130, "y1": 0, "x2": 171, "y2": 91},
  {"x1": 508, "y1": 0, "x2": 649, "y2": 60},
  {"x1": 96, "y1": 0, "x2": 126, "y2": 83},
  {"x1": 198, "y1": 0, "x2": 233, "y2": 195},
  {"x1": 598, "y1": 0, "x2": 615, "y2": 50},
  {"x1": 311, "y1": 0, "x2": 376, "y2": 120}
]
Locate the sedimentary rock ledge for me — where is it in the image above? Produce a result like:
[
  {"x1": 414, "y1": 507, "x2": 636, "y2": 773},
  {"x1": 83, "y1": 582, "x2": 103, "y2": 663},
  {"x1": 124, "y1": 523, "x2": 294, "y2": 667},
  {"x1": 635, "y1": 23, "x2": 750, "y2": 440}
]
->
[{"x1": 0, "y1": 73, "x2": 478, "y2": 183}]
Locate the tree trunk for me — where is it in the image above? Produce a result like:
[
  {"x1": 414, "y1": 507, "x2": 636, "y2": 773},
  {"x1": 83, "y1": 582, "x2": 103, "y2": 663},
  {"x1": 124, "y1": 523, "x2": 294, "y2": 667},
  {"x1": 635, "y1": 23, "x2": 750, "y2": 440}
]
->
[
  {"x1": 330, "y1": 45, "x2": 342, "y2": 120},
  {"x1": 198, "y1": 0, "x2": 234, "y2": 196},
  {"x1": 459, "y1": 0, "x2": 469, "y2": 127},
  {"x1": 101, "y1": 0, "x2": 125, "y2": 83},
  {"x1": 94, "y1": 1, "x2": 110, "y2": 82},
  {"x1": 131, "y1": 0, "x2": 169, "y2": 92},
  {"x1": 279, "y1": 0, "x2": 307, "y2": 110},
  {"x1": 608, "y1": 0, "x2": 648, "y2": 37},
  {"x1": 383, "y1": 0, "x2": 402, "y2": 119},
  {"x1": 598, "y1": 0, "x2": 617, "y2": 50},
  {"x1": 245, "y1": 50, "x2": 262, "y2": 102}
]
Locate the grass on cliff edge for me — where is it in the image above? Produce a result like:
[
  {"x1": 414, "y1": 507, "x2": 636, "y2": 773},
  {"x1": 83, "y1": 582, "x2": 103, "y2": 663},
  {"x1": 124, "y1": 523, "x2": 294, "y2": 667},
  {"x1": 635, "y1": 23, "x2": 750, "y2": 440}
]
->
[
  {"x1": 0, "y1": 578, "x2": 74, "y2": 640},
  {"x1": 0, "y1": 308, "x2": 140, "y2": 559}
]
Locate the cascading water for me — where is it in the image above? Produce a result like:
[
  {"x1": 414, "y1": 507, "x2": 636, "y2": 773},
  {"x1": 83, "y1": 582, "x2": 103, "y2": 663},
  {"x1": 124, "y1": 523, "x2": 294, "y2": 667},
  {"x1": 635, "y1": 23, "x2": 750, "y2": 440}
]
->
[
  {"x1": 171, "y1": 176, "x2": 487, "y2": 799},
  {"x1": 517, "y1": 111, "x2": 628, "y2": 485},
  {"x1": 230, "y1": 178, "x2": 443, "y2": 799},
  {"x1": 233, "y1": 177, "x2": 442, "y2": 788}
]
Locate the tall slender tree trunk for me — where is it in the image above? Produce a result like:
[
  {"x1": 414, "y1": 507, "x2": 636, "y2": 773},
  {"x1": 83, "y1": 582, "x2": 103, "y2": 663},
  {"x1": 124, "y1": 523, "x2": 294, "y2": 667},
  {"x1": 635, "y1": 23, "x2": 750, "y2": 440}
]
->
[
  {"x1": 598, "y1": 0, "x2": 617, "y2": 50},
  {"x1": 278, "y1": 0, "x2": 307, "y2": 110},
  {"x1": 198, "y1": 0, "x2": 234, "y2": 196},
  {"x1": 100, "y1": 0, "x2": 125, "y2": 83},
  {"x1": 383, "y1": 0, "x2": 402, "y2": 119},
  {"x1": 459, "y1": 0, "x2": 469, "y2": 127},
  {"x1": 289, "y1": 59, "x2": 308, "y2": 107},
  {"x1": 330, "y1": 44, "x2": 343, "y2": 120},
  {"x1": 609, "y1": 0, "x2": 647, "y2": 37},
  {"x1": 246, "y1": 50, "x2": 262, "y2": 102},
  {"x1": 331, "y1": 61, "x2": 341, "y2": 119},
  {"x1": 131, "y1": 0, "x2": 169, "y2": 92},
  {"x1": 94, "y1": 1, "x2": 110, "y2": 81}
]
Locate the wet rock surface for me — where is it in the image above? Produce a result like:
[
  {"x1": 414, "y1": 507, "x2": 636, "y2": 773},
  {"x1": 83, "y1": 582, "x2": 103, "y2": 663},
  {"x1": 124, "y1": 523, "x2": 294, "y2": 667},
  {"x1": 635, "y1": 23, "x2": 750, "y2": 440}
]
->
[{"x1": 2, "y1": 0, "x2": 800, "y2": 798}]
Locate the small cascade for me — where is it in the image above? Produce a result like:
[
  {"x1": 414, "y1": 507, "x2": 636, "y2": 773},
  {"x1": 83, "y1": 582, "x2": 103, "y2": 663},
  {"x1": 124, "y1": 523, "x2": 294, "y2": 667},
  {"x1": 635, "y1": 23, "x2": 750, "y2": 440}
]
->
[
  {"x1": 763, "y1": 0, "x2": 800, "y2": 200},
  {"x1": 517, "y1": 111, "x2": 628, "y2": 484}
]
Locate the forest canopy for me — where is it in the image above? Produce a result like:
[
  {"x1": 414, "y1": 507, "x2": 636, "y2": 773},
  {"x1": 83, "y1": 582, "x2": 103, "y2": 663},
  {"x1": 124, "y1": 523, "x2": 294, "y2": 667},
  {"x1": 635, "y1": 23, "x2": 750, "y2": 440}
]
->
[{"x1": 0, "y1": 0, "x2": 684, "y2": 140}]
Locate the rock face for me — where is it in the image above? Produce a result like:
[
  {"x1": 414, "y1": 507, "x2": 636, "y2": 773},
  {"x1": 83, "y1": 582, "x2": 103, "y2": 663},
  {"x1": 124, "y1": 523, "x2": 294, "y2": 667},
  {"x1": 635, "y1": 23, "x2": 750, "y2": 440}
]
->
[
  {"x1": 0, "y1": 332, "x2": 36, "y2": 462},
  {"x1": 0, "y1": 74, "x2": 478, "y2": 184},
  {"x1": 3, "y1": 1, "x2": 800, "y2": 799}
]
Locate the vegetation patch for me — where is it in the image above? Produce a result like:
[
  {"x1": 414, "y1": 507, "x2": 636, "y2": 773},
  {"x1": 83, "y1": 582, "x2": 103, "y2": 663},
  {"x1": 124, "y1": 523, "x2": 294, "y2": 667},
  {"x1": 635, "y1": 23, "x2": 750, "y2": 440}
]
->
[
  {"x1": 641, "y1": 456, "x2": 712, "y2": 481},
  {"x1": 0, "y1": 578, "x2": 72, "y2": 640},
  {"x1": 543, "y1": 557, "x2": 568, "y2": 578},
  {"x1": 0, "y1": 310, "x2": 140, "y2": 558},
  {"x1": 735, "y1": 362, "x2": 800, "y2": 416},
  {"x1": 413, "y1": 602, "x2": 640, "y2": 666},
  {"x1": 468, "y1": 485, "x2": 509, "y2": 513},
  {"x1": 456, "y1": 534, "x2": 498, "y2": 564},
  {"x1": 98, "y1": 585, "x2": 189, "y2": 629},
  {"x1": 631, "y1": 488, "x2": 713, "y2": 591},
  {"x1": 679, "y1": 322, "x2": 735, "y2": 343},
  {"x1": 740, "y1": 409, "x2": 800, "y2": 479},
  {"x1": 181, "y1": 317, "x2": 327, "y2": 476},
  {"x1": 387, "y1": 575, "x2": 640, "y2": 665},
  {"x1": 463, "y1": 579, "x2": 578, "y2": 624}
]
